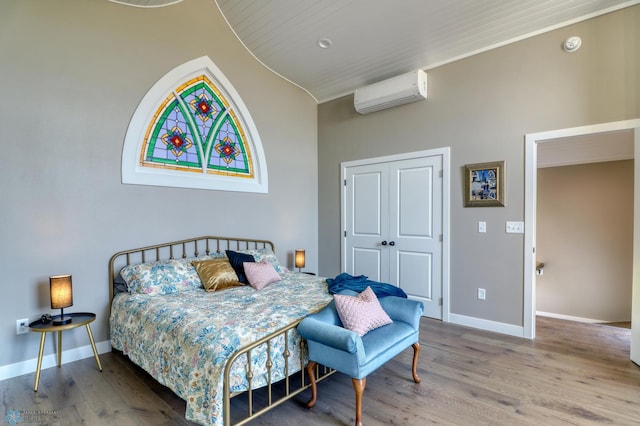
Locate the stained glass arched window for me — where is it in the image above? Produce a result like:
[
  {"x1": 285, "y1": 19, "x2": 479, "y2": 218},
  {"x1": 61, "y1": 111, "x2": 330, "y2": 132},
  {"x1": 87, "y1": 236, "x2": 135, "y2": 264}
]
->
[{"x1": 122, "y1": 56, "x2": 268, "y2": 193}]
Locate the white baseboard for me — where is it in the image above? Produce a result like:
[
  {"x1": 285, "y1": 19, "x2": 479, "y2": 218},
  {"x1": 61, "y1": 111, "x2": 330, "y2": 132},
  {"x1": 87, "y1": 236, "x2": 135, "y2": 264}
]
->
[
  {"x1": 448, "y1": 313, "x2": 525, "y2": 338},
  {"x1": 0, "y1": 340, "x2": 112, "y2": 382},
  {"x1": 536, "y1": 311, "x2": 605, "y2": 324}
]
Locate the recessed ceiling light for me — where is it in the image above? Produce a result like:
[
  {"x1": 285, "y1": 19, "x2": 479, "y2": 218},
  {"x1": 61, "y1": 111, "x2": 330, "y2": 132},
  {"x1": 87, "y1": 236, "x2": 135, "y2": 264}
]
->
[{"x1": 317, "y1": 38, "x2": 333, "y2": 49}]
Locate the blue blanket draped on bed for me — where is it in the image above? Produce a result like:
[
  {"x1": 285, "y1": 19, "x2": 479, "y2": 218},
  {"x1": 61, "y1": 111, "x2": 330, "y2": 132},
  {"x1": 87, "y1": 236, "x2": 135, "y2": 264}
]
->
[{"x1": 326, "y1": 273, "x2": 407, "y2": 298}]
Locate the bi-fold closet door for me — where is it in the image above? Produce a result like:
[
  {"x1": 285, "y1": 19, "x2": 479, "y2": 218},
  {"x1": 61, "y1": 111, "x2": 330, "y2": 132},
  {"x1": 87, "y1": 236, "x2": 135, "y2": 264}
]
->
[{"x1": 342, "y1": 153, "x2": 443, "y2": 319}]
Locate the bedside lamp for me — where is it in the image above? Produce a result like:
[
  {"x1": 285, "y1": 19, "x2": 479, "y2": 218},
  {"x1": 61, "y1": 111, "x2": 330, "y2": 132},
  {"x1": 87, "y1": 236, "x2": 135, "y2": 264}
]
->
[
  {"x1": 50, "y1": 274, "x2": 73, "y2": 325},
  {"x1": 295, "y1": 249, "x2": 305, "y2": 272}
]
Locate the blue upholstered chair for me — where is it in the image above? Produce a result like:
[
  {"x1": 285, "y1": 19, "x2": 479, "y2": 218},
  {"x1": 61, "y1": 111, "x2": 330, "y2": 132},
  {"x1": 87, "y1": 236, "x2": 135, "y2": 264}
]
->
[{"x1": 297, "y1": 292, "x2": 423, "y2": 426}]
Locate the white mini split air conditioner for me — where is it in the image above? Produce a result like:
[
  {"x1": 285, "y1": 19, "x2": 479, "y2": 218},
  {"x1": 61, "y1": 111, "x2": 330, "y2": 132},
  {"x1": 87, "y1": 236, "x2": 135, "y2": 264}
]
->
[{"x1": 354, "y1": 69, "x2": 427, "y2": 114}]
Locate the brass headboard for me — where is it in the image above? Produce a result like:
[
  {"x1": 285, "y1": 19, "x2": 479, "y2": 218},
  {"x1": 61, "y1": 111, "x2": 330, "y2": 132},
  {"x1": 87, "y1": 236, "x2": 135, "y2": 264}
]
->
[{"x1": 108, "y1": 235, "x2": 275, "y2": 303}]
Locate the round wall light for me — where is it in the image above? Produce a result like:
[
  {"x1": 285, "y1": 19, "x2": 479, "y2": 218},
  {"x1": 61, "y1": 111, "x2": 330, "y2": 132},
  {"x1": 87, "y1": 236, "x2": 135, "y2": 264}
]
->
[{"x1": 562, "y1": 36, "x2": 582, "y2": 53}]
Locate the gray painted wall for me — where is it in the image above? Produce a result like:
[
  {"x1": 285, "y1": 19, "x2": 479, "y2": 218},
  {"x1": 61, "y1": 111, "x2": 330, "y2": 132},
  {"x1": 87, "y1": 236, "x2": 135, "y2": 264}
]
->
[
  {"x1": 537, "y1": 160, "x2": 633, "y2": 322},
  {"x1": 0, "y1": 0, "x2": 318, "y2": 368},
  {"x1": 318, "y1": 6, "x2": 639, "y2": 327}
]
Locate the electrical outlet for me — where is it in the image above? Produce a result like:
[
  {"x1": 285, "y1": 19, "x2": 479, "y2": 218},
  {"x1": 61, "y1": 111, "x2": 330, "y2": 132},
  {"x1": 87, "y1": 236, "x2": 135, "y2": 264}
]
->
[
  {"x1": 505, "y1": 221, "x2": 524, "y2": 233},
  {"x1": 477, "y1": 288, "x2": 486, "y2": 300},
  {"x1": 16, "y1": 318, "x2": 29, "y2": 335}
]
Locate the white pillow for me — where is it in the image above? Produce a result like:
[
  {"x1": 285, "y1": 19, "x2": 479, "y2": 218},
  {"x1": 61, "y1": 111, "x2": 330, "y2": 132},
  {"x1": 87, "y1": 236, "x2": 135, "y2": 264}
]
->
[{"x1": 238, "y1": 248, "x2": 288, "y2": 273}]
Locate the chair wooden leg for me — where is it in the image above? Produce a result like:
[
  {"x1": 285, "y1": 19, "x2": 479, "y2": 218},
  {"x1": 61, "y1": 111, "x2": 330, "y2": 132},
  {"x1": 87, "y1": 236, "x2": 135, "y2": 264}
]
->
[
  {"x1": 411, "y1": 342, "x2": 421, "y2": 383},
  {"x1": 352, "y1": 377, "x2": 366, "y2": 426},
  {"x1": 306, "y1": 361, "x2": 318, "y2": 408}
]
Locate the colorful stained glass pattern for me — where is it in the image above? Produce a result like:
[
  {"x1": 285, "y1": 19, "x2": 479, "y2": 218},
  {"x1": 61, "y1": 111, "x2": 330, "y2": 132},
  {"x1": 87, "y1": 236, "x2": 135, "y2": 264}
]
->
[
  {"x1": 211, "y1": 117, "x2": 248, "y2": 173},
  {"x1": 141, "y1": 76, "x2": 253, "y2": 178}
]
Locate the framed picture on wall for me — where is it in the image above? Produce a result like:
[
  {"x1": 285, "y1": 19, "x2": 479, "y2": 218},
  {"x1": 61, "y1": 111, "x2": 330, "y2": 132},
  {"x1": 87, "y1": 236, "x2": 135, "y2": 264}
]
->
[{"x1": 464, "y1": 161, "x2": 505, "y2": 207}]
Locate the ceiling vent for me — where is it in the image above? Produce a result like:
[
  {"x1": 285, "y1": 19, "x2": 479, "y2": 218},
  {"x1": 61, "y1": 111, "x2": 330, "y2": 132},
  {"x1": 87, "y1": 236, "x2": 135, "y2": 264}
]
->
[{"x1": 354, "y1": 69, "x2": 427, "y2": 114}]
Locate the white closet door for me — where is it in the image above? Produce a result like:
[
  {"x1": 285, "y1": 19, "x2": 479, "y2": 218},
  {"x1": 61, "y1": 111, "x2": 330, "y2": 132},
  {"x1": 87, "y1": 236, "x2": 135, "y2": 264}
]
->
[
  {"x1": 344, "y1": 163, "x2": 389, "y2": 282},
  {"x1": 343, "y1": 152, "x2": 444, "y2": 319},
  {"x1": 389, "y1": 156, "x2": 442, "y2": 318}
]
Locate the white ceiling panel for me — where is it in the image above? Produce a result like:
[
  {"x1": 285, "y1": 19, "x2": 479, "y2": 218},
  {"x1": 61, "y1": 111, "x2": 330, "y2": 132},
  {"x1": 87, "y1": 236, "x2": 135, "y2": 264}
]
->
[{"x1": 215, "y1": 0, "x2": 638, "y2": 102}]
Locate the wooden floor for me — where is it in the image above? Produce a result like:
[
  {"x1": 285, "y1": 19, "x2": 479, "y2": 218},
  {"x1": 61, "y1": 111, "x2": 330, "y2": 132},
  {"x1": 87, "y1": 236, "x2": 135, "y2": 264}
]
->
[{"x1": 2, "y1": 317, "x2": 639, "y2": 425}]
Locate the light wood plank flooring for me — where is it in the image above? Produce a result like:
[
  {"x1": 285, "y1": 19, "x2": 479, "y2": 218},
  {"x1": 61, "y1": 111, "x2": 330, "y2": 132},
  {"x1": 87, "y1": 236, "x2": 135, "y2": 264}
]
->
[{"x1": 2, "y1": 317, "x2": 639, "y2": 425}]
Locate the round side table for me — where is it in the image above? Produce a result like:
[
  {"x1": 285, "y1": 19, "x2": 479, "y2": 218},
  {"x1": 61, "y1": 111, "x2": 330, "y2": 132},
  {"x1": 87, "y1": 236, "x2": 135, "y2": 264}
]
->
[{"x1": 29, "y1": 312, "x2": 103, "y2": 392}]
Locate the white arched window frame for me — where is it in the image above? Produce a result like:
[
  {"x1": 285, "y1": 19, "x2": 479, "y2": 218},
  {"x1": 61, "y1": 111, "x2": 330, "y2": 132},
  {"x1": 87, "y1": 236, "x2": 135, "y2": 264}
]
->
[{"x1": 122, "y1": 56, "x2": 268, "y2": 193}]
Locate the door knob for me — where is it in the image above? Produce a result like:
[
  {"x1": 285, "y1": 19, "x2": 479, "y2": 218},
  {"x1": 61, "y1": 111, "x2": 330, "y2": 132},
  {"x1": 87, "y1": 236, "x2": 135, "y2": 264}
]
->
[
  {"x1": 381, "y1": 241, "x2": 387, "y2": 246},
  {"x1": 389, "y1": 241, "x2": 395, "y2": 246}
]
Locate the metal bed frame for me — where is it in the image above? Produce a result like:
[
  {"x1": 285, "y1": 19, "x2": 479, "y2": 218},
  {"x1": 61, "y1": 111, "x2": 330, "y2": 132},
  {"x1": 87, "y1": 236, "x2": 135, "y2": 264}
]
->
[{"x1": 108, "y1": 235, "x2": 334, "y2": 426}]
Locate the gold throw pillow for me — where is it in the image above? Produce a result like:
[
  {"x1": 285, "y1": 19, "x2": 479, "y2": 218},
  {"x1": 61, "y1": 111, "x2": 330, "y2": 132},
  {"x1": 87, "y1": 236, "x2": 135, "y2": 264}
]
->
[{"x1": 192, "y1": 258, "x2": 243, "y2": 292}]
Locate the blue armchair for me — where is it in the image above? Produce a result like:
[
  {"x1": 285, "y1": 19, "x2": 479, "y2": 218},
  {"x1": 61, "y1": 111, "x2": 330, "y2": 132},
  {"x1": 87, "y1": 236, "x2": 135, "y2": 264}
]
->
[{"x1": 297, "y1": 292, "x2": 423, "y2": 426}]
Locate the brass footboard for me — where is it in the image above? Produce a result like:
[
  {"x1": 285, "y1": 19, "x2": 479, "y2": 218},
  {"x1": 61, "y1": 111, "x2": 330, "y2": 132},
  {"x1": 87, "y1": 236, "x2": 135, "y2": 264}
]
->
[{"x1": 223, "y1": 320, "x2": 335, "y2": 426}]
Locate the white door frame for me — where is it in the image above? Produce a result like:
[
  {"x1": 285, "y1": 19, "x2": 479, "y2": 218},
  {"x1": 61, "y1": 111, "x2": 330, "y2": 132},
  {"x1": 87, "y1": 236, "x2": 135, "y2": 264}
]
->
[
  {"x1": 341, "y1": 147, "x2": 451, "y2": 322},
  {"x1": 524, "y1": 119, "x2": 640, "y2": 340}
]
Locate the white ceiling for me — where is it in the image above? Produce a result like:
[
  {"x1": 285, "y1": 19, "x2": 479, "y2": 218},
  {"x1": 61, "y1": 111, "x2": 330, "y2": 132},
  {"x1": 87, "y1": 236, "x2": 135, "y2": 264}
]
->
[
  {"x1": 214, "y1": 0, "x2": 638, "y2": 103},
  {"x1": 112, "y1": 0, "x2": 638, "y2": 102}
]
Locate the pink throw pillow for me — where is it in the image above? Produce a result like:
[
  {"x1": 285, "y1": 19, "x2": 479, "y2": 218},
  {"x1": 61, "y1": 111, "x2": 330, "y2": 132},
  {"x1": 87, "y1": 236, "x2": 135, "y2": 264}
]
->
[
  {"x1": 243, "y1": 260, "x2": 281, "y2": 290},
  {"x1": 334, "y1": 286, "x2": 392, "y2": 336}
]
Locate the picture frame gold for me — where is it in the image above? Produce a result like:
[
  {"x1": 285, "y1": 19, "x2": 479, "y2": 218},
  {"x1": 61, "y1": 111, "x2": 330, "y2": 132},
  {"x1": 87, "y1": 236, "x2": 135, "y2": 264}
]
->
[{"x1": 464, "y1": 161, "x2": 505, "y2": 207}]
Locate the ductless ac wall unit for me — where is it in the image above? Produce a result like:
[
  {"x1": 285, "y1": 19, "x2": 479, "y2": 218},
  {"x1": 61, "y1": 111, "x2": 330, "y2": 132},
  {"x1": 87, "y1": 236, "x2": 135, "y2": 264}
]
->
[{"x1": 354, "y1": 69, "x2": 427, "y2": 114}]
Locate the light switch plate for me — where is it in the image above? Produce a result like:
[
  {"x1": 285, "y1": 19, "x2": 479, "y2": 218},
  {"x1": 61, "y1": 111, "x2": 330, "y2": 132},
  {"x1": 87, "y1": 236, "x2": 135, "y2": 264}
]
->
[
  {"x1": 478, "y1": 221, "x2": 486, "y2": 233},
  {"x1": 506, "y1": 221, "x2": 524, "y2": 233},
  {"x1": 477, "y1": 288, "x2": 486, "y2": 300}
]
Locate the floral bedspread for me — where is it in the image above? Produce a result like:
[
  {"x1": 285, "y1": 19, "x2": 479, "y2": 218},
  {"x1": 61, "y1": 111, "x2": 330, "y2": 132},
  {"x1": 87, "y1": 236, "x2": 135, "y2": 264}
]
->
[{"x1": 110, "y1": 271, "x2": 332, "y2": 426}]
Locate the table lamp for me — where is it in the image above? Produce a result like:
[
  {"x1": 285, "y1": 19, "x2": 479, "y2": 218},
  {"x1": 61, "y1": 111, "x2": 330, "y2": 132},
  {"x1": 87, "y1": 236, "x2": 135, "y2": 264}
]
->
[
  {"x1": 50, "y1": 274, "x2": 73, "y2": 325},
  {"x1": 295, "y1": 249, "x2": 305, "y2": 272}
]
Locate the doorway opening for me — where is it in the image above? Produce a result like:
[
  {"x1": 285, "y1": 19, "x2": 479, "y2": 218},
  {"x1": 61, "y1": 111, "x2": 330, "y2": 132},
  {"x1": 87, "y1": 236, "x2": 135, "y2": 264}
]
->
[
  {"x1": 524, "y1": 119, "x2": 640, "y2": 340},
  {"x1": 536, "y1": 136, "x2": 633, "y2": 329}
]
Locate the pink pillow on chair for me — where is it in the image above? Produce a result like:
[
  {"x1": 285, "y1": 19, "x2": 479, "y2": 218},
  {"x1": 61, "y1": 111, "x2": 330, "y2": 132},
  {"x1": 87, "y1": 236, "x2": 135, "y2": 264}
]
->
[
  {"x1": 334, "y1": 286, "x2": 392, "y2": 336},
  {"x1": 243, "y1": 260, "x2": 281, "y2": 290}
]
